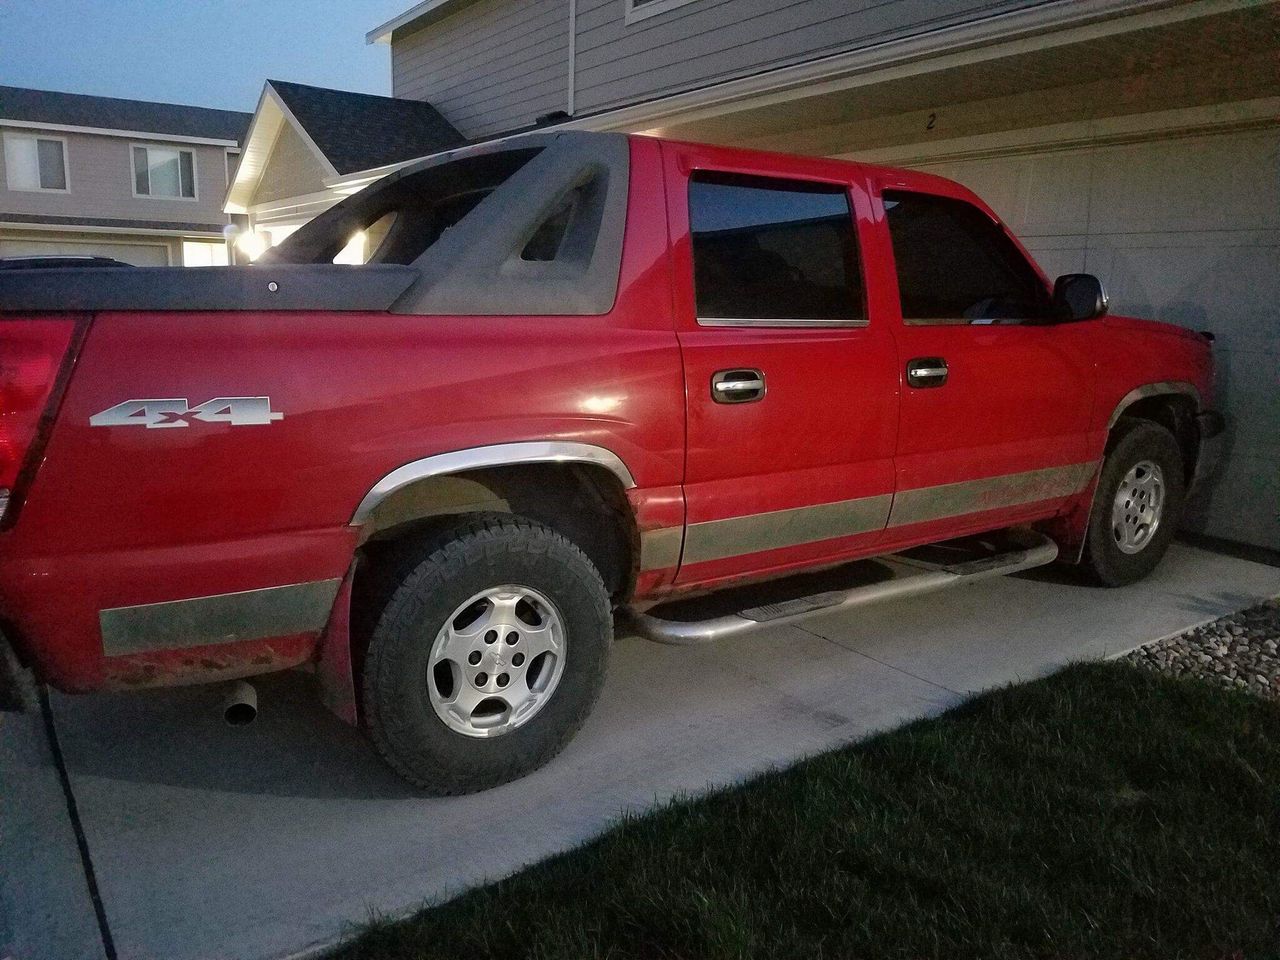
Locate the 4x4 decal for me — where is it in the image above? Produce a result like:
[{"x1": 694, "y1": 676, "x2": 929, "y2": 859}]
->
[{"x1": 90, "y1": 397, "x2": 284, "y2": 429}]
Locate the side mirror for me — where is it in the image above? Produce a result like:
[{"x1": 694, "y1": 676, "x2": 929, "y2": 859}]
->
[{"x1": 1052, "y1": 273, "x2": 1108, "y2": 321}]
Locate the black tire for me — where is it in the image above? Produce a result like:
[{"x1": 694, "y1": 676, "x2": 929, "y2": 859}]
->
[
  {"x1": 1081, "y1": 419, "x2": 1185, "y2": 587},
  {"x1": 362, "y1": 515, "x2": 612, "y2": 794}
]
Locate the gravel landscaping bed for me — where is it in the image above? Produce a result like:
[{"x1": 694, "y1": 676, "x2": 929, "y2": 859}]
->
[{"x1": 1124, "y1": 597, "x2": 1280, "y2": 700}]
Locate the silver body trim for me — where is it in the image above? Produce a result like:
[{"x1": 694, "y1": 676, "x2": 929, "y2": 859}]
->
[
  {"x1": 629, "y1": 532, "x2": 1059, "y2": 645},
  {"x1": 698, "y1": 316, "x2": 870, "y2": 328},
  {"x1": 100, "y1": 579, "x2": 343, "y2": 657},
  {"x1": 1106, "y1": 381, "x2": 1200, "y2": 429},
  {"x1": 638, "y1": 526, "x2": 684, "y2": 572},
  {"x1": 350, "y1": 442, "x2": 637, "y2": 525},
  {"x1": 682, "y1": 494, "x2": 893, "y2": 566},
  {"x1": 887, "y1": 462, "x2": 1097, "y2": 528}
]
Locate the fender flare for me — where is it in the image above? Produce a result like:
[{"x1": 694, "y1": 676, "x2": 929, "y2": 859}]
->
[
  {"x1": 349, "y1": 441, "x2": 637, "y2": 526},
  {"x1": 1105, "y1": 381, "x2": 1201, "y2": 430}
]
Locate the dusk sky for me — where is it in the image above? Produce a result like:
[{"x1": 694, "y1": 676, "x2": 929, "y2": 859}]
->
[{"x1": 0, "y1": 0, "x2": 414, "y2": 112}]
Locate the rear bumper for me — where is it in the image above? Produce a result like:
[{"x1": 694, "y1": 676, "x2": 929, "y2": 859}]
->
[{"x1": 1190, "y1": 409, "x2": 1226, "y2": 496}]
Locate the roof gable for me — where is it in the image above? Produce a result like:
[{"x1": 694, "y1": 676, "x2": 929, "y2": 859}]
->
[{"x1": 268, "y1": 80, "x2": 465, "y2": 175}]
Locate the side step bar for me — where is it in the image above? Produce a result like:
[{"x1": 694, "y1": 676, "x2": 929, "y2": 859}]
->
[{"x1": 626, "y1": 532, "x2": 1059, "y2": 645}]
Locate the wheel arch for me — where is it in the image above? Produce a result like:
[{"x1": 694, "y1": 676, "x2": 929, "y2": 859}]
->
[
  {"x1": 351, "y1": 442, "x2": 640, "y2": 601},
  {"x1": 1105, "y1": 381, "x2": 1201, "y2": 484},
  {"x1": 1047, "y1": 381, "x2": 1202, "y2": 565}
]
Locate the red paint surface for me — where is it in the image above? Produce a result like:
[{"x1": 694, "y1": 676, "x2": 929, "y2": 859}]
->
[{"x1": 0, "y1": 135, "x2": 1215, "y2": 693}]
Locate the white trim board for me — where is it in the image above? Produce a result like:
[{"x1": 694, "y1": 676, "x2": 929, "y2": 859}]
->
[
  {"x1": 367, "y1": 0, "x2": 470, "y2": 43},
  {"x1": 839, "y1": 97, "x2": 1280, "y2": 166}
]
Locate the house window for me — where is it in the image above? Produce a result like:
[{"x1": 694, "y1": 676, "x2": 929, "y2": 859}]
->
[
  {"x1": 132, "y1": 145, "x2": 196, "y2": 199},
  {"x1": 689, "y1": 171, "x2": 863, "y2": 325},
  {"x1": 4, "y1": 134, "x2": 68, "y2": 192},
  {"x1": 181, "y1": 240, "x2": 229, "y2": 267},
  {"x1": 624, "y1": 0, "x2": 701, "y2": 24}
]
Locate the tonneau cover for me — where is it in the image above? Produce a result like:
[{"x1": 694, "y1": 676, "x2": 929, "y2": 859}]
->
[{"x1": 0, "y1": 264, "x2": 418, "y2": 313}]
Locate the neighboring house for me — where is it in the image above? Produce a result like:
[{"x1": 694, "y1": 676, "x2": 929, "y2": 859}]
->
[
  {"x1": 0, "y1": 85, "x2": 250, "y2": 266},
  {"x1": 232, "y1": 0, "x2": 1280, "y2": 552},
  {"x1": 225, "y1": 80, "x2": 464, "y2": 254}
]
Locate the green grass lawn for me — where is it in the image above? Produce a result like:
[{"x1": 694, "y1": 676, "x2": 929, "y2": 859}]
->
[{"x1": 335, "y1": 663, "x2": 1280, "y2": 960}]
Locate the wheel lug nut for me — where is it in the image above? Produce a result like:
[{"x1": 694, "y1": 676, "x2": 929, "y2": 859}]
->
[
  {"x1": 506, "y1": 632, "x2": 519, "y2": 644},
  {"x1": 468, "y1": 651, "x2": 482, "y2": 665},
  {"x1": 497, "y1": 673, "x2": 509, "y2": 687},
  {"x1": 512, "y1": 652, "x2": 525, "y2": 667},
  {"x1": 475, "y1": 672, "x2": 488, "y2": 686},
  {"x1": 484, "y1": 630, "x2": 497, "y2": 644}
]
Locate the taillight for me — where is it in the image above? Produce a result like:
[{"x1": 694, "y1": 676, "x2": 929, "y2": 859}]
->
[{"x1": 0, "y1": 316, "x2": 81, "y2": 527}]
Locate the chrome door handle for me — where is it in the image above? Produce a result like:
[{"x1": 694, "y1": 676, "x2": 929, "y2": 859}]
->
[
  {"x1": 906, "y1": 357, "x2": 948, "y2": 388},
  {"x1": 711, "y1": 368, "x2": 766, "y2": 403}
]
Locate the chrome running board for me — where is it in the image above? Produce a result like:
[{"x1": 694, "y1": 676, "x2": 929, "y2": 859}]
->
[{"x1": 626, "y1": 531, "x2": 1059, "y2": 646}]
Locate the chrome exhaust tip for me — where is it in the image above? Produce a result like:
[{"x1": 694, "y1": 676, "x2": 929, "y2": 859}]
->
[{"x1": 222, "y1": 680, "x2": 258, "y2": 726}]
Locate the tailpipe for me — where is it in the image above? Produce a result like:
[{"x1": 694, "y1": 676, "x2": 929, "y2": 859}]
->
[{"x1": 222, "y1": 680, "x2": 258, "y2": 726}]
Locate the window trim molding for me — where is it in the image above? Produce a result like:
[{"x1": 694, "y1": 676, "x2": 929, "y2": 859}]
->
[
  {"x1": 3, "y1": 132, "x2": 70, "y2": 194},
  {"x1": 697, "y1": 317, "x2": 870, "y2": 329},
  {"x1": 624, "y1": 0, "x2": 701, "y2": 25},
  {"x1": 130, "y1": 142, "x2": 199, "y2": 203}
]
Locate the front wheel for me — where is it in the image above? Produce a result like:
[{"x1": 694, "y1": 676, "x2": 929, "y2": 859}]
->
[
  {"x1": 1081, "y1": 419, "x2": 1185, "y2": 586},
  {"x1": 362, "y1": 516, "x2": 612, "y2": 794}
]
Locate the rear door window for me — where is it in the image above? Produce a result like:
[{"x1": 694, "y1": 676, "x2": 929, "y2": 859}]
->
[
  {"x1": 882, "y1": 190, "x2": 1051, "y2": 324},
  {"x1": 689, "y1": 172, "x2": 863, "y2": 325}
]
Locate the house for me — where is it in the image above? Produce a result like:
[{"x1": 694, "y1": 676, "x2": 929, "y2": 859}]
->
[
  {"x1": 0, "y1": 86, "x2": 251, "y2": 266},
  {"x1": 232, "y1": 0, "x2": 1280, "y2": 552},
  {"x1": 224, "y1": 80, "x2": 464, "y2": 256}
]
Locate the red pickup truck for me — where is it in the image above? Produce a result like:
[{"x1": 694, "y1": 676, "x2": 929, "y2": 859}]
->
[{"x1": 0, "y1": 132, "x2": 1221, "y2": 792}]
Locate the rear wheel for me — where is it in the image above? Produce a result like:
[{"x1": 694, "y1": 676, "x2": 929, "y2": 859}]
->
[
  {"x1": 362, "y1": 515, "x2": 612, "y2": 794},
  {"x1": 1081, "y1": 419, "x2": 1185, "y2": 586}
]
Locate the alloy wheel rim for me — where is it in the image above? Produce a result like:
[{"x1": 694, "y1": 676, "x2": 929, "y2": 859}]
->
[
  {"x1": 1111, "y1": 459, "x2": 1165, "y2": 555},
  {"x1": 426, "y1": 584, "x2": 567, "y2": 738}
]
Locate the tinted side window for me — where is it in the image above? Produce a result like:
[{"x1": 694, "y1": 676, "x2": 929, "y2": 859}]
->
[
  {"x1": 883, "y1": 190, "x2": 1051, "y2": 324},
  {"x1": 689, "y1": 172, "x2": 862, "y2": 323}
]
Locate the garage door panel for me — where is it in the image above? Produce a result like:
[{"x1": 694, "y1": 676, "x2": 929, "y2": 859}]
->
[
  {"x1": 1185, "y1": 452, "x2": 1280, "y2": 549},
  {"x1": 1098, "y1": 238, "x2": 1279, "y2": 354},
  {"x1": 1214, "y1": 347, "x2": 1280, "y2": 454},
  {"x1": 0, "y1": 238, "x2": 170, "y2": 266},
  {"x1": 1085, "y1": 131, "x2": 1280, "y2": 234}
]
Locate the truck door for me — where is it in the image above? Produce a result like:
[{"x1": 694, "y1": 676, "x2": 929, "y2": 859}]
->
[
  {"x1": 661, "y1": 142, "x2": 899, "y2": 588},
  {"x1": 865, "y1": 175, "x2": 1098, "y2": 543}
]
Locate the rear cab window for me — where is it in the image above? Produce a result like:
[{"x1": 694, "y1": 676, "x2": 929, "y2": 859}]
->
[
  {"x1": 689, "y1": 172, "x2": 864, "y2": 326},
  {"x1": 882, "y1": 190, "x2": 1052, "y2": 325}
]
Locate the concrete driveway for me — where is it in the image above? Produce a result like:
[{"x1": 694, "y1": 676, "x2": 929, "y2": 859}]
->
[{"x1": 4, "y1": 544, "x2": 1278, "y2": 960}]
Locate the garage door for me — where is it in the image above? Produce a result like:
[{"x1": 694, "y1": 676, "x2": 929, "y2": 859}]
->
[
  {"x1": 917, "y1": 127, "x2": 1280, "y2": 551},
  {"x1": 0, "y1": 237, "x2": 171, "y2": 266}
]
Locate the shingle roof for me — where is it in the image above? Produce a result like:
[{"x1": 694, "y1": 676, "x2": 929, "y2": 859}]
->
[
  {"x1": 268, "y1": 80, "x2": 466, "y2": 175},
  {"x1": 0, "y1": 85, "x2": 252, "y2": 143}
]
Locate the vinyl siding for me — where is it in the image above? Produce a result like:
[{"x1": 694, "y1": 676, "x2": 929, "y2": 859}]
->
[
  {"x1": 389, "y1": 0, "x2": 1051, "y2": 137},
  {"x1": 0, "y1": 127, "x2": 232, "y2": 227},
  {"x1": 392, "y1": 0, "x2": 569, "y2": 139},
  {"x1": 573, "y1": 0, "x2": 1046, "y2": 115},
  {"x1": 251, "y1": 124, "x2": 330, "y2": 207}
]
